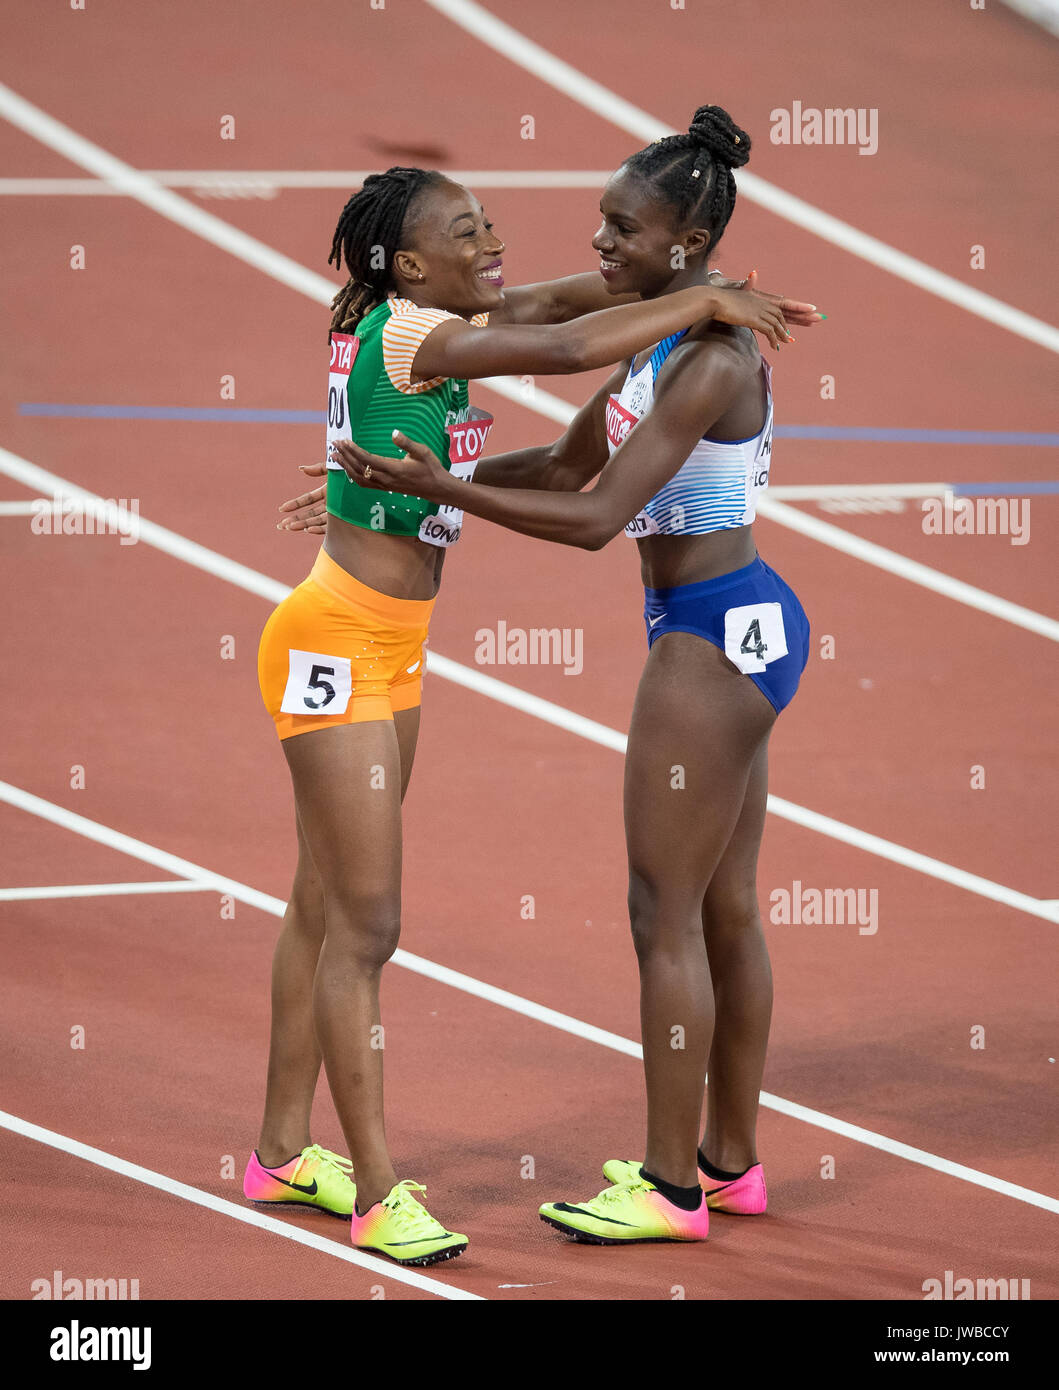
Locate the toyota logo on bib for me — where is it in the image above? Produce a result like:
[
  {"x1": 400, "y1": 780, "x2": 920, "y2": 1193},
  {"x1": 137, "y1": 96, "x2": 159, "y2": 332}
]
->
[
  {"x1": 606, "y1": 395, "x2": 638, "y2": 449},
  {"x1": 329, "y1": 333, "x2": 358, "y2": 376},
  {"x1": 446, "y1": 409, "x2": 494, "y2": 466}
]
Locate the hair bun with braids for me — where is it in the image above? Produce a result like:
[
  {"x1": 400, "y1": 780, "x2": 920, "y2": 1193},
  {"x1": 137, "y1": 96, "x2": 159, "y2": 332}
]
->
[
  {"x1": 622, "y1": 107, "x2": 750, "y2": 252},
  {"x1": 687, "y1": 105, "x2": 751, "y2": 170}
]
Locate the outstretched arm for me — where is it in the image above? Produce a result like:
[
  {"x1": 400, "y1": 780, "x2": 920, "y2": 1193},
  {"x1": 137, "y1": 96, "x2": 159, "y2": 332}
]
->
[
  {"x1": 490, "y1": 271, "x2": 639, "y2": 324},
  {"x1": 411, "y1": 283, "x2": 791, "y2": 382},
  {"x1": 472, "y1": 367, "x2": 623, "y2": 491},
  {"x1": 334, "y1": 342, "x2": 748, "y2": 550},
  {"x1": 493, "y1": 268, "x2": 821, "y2": 328},
  {"x1": 277, "y1": 365, "x2": 623, "y2": 532}
]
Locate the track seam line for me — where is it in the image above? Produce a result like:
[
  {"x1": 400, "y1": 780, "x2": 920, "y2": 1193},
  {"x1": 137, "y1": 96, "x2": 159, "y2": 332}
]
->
[
  {"x1": 1, "y1": 443, "x2": 1055, "y2": 922},
  {"x1": 2, "y1": 776, "x2": 1058, "y2": 1215},
  {"x1": 423, "y1": 0, "x2": 1059, "y2": 354},
  {"x1": 1, "y1": 81, "x2": 1056, "y2": 605},
  {"x1": 0, "y1": 1109, "x2": 482, "y2": 1299}
]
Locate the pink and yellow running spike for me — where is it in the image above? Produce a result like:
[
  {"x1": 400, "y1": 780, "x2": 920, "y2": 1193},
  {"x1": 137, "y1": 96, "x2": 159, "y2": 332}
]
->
[
  {"x1": 350, "y1": 1180, "x2": 468, "y2": 1267},
  {"x1": 243, "y1": 1144, "x2": 356, "y2": 1218},
  {"x1": 602, "y1": 1157, "x2": 768, "y2": 1214},
  {"x1": 539, "y1": 1174, "x2": 709, "y2": 1244}
]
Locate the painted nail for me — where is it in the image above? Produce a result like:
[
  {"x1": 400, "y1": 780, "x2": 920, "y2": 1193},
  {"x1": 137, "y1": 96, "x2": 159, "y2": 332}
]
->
[{"x1": 818, "y1": 313, "x2": 828, "y2": 320}]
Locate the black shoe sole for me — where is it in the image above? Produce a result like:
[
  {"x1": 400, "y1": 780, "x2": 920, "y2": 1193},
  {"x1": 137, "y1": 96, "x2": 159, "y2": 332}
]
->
[
  {"x1": 539, "y1": 1214, "x2": 689, "y2": 1246},
  {"x1": 386, "y1": 1243, "x2": 468, "y2": 1268},
  {"x1": 248, "y1": 1199, "x2": 350, "y2": 1222}
]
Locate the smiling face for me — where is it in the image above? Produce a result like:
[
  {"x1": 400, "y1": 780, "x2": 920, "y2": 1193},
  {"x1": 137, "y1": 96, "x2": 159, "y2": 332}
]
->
[
  {"x1": 392, "y1": 180, "x2": 506, "y2": 318},
  {"x1": 592, "y1": 168, "x2": 710, "y2": 299}
]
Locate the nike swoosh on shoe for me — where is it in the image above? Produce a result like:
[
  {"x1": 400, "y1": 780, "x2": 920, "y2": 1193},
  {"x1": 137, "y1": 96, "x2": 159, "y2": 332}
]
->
[
  {"x1": 273, "y1": 1175, "x2": 318, "y2": 1196},
  {"x1": 551, "y1": 1203, "x2": 634, "y2": 1226}
]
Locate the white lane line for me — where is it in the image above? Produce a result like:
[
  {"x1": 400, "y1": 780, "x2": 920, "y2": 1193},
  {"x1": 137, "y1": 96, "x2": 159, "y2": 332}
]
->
[
  {"x1": 0, "y1": 83, "x2": 338, "y2": 305},
  {"x1": 2, "y1": 444, "x2": 1056, "y2": 922},
  {"x1": 0, "y1": 448, "x2": 289, "y2": 606},
  {"x1": 0, "y1": 170, "x2": 615, "y2": 195},
  {"x1": 0, "y1": 1109, "x2": 481, "y2": 1300},
  {"x1": 3, "y1": 84, "x2": 1053, "y2": 627},
  {"x1": 0, "y1": 881, "x2": 214, "y2": 902},
  {"x1": 2, "y1": 780, "x2": 1056, "y2": 1214},
  {"x1": 146, "y1": 169, "x2": 615, "y2": 189},
  {"x1": 0, "y1": 179, "x2": 128, "y2": 195},
  {"x1": 423, "y1": 0, "x2": 1059, "y2": 355},
  {"x1": 766, "y1": 795, "x2": 1058, "y2": 923},
  {"x1": 756, "y1": 496, "x2": 1059, "y2": 642}
]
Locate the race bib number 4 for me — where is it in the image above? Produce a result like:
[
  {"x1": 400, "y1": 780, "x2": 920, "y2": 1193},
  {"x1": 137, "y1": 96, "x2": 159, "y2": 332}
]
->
[
  {"x1": 326, "y1": 333, "x2": 359, "y2": 469},
  {"x1": 280, "y1": 649, "x2": 353, "y2": 715},
  {"x1": 723, "y1": 602, "x2": 788, "y2": 675}
]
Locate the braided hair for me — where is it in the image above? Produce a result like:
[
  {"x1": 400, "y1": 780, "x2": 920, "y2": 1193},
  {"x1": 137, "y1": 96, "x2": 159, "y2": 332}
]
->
[
  {"x1": 327, "y1": 166, "x2": 447, "y2": 336},
  {"x1": 621, "y1": 105, "x2": 750, "y2": 255}
]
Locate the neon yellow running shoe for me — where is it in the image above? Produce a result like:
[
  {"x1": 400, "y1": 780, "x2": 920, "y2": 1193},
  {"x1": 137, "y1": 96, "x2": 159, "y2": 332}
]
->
[
  {"x1": 539, "y1": 1174, "x2": 708, "y2": 1244},
  {"x1": 350, "y1": 1181, "x2": 468, "y2": 1267},
  {"x1": 243, "y1": 1144, "x2": 355, "y2": 1218}
]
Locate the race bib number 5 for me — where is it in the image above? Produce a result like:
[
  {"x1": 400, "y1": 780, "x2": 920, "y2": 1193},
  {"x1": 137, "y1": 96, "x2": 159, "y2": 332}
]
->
[
  {"x1": 280, "y1": 649, "x2": 353, "y2": 715},
  {"x1": 723, "y1": 602, "x2": 788, "y2": 675},
  {"x1": 326, "y1": 333, "x2": 359, "y2": 469}
]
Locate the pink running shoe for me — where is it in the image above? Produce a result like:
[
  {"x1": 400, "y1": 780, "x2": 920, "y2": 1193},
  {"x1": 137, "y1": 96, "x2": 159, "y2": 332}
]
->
[
  {"x1": 699, "y1": 1163, "x2": 767, "y2": 1214},
  {"x1": 602, "y1": 1158, "x2": 768, "y2": 1214}
]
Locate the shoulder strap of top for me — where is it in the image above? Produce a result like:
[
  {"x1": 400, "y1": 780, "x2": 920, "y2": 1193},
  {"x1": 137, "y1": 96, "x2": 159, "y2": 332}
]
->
[{"x1": 648, "y1": 327, "x2": 690, "y2": 378}]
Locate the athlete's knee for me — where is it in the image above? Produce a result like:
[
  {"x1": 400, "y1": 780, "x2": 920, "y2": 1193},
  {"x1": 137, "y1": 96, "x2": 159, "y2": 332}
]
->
[
  {"x1": 322, "y1": 890, "x2": 402, "y2": 969},
  {"x1": 627, "y1": 872, "x2": 701, "y2": 963},
  {"x1": 702, "y1": 883, "x2": 763, "y2": 940},
  {"x1": 288, "y1": 860, "x2": 324, "y2": 925}
]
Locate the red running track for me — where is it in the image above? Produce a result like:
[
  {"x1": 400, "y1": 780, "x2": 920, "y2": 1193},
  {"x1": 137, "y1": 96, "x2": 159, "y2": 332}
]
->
[{"x1": 1, "y1": 0, "x2": 1056, "y2": 1302}]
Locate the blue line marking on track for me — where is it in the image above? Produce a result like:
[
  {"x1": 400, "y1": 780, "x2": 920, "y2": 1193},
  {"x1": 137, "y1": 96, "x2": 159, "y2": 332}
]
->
[
  {"x1": 18, "y1": 404, "x2": 1059, "y2": 447},
  {"x1": 773, "y1": 426, "x2": 1059, "y2": 447},
  {"x1": 951, "y1": 480, "x2": 1059, "y2": 496}
]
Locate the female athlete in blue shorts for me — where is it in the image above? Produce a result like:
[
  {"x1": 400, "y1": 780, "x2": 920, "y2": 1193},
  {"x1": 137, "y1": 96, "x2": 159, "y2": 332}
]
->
[{"x1": 334, "y1": 106, "x2": 814, "y2": 1244}]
